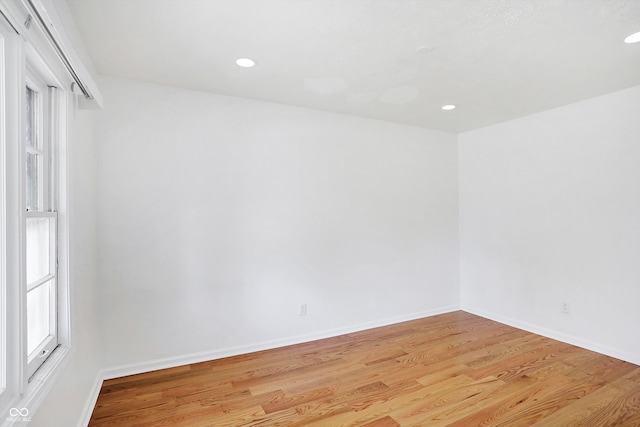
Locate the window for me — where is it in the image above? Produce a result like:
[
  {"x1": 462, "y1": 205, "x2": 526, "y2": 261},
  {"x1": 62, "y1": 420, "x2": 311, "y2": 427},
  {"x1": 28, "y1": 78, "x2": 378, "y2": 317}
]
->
[
  {"x1": 1, "y1": 0, "x2": 100, "y2": 420},
  {"x1": 0, "y1": 5, "x2": 71, "y2": 420},
  {"x1": 24, "y1": 72, "x2": 59, "y2": 378}
]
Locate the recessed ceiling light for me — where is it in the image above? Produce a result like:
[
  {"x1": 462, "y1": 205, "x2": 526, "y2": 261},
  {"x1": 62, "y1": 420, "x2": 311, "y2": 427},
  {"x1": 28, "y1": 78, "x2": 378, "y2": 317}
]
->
[
  {"x1": 236, "y1": 58, "x2": 255, "y2": 68},
  {"x1": 441, "y1": 104, "x2": 456, "y2": 111},
  {"x1": 624, "y1": 32, "x2": 640, "y2": 43}
]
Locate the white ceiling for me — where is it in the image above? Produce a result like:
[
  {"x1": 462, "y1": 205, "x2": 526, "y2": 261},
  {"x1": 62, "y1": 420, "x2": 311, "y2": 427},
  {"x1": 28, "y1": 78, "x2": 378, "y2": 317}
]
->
[{"x1": 67, "y1": 0, "x2": 640, "y2": 133}]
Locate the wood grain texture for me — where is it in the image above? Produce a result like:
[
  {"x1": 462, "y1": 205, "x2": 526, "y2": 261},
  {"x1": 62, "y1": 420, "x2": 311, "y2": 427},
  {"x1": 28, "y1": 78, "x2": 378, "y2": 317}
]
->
[{"x1": 89, "y1": 311, "x2": 640, "y2": 426}]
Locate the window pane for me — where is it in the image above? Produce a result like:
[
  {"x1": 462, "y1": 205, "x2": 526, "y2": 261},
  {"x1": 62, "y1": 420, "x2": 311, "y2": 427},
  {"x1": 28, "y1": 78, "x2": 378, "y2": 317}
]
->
[
  {"x1": 27, "y1": 281, "x2": 52, "y2": 355},
  {"x1": 26, "y1": 217, "x2": 51, "y2": 284},
  {"x1": 26, "y1": 86, "x2": 36, "y2": 148},
  {"x1": 26, "y1": 151, "x2": 40, "y2": 210}
]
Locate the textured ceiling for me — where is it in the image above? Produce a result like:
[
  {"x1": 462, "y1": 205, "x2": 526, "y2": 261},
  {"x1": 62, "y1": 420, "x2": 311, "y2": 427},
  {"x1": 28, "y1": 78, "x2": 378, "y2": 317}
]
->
[{"x1": 67, "y1": 0, "x2": 640, "y2": 133}]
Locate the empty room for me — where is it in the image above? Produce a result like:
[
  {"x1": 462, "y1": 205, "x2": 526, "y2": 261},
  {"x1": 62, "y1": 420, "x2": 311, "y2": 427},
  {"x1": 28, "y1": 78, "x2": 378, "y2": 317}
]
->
[{"x1": 1, "y1": 0, "x2": 639, "y2": 426}]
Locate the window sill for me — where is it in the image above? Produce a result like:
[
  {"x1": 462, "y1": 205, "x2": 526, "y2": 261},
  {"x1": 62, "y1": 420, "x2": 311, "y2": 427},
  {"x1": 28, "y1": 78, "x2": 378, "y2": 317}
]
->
[{"x1": 1, "y1": 345, "x2": 72, "y2": 427}]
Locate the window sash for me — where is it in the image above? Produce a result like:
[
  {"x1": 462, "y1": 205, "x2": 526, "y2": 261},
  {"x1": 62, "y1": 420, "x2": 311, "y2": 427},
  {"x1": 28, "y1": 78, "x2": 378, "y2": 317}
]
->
[
  {"x1": 23, "y1": 213, "x2": 59, "y2": 380},
  {"x1": 22, "y1": 78, "x2": 58, "y2": 378},
  {"x1": 24, "y1": 76, "x2": 50, "y2": 213}
]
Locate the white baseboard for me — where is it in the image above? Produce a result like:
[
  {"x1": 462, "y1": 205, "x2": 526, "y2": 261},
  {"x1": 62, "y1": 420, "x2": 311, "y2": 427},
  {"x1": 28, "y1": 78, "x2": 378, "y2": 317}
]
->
[
  {"x1": 77, "y1": 373, "x2": 104, "y2": 427},
  {"x1": 101, "y1": 305, "x2": 459, "y2": 381},
  {"x1": 461, "y1": 305, "x2": 640, "y2": 366}
]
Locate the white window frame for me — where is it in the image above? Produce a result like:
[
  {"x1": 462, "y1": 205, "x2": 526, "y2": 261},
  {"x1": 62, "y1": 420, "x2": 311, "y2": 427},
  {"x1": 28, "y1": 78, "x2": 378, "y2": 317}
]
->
[
  {"x1": 0, "y1": 11, "x2": 21, "y2": 418},
  {"x1": 23, "y1": 67, "x2": 59, "y2": 379},
  {"x1": 0, "y1": 8, "x2": 71, "y2": 424},
  {"x1": 0, "y1": 10, "x2": 9, "y2": 403}
]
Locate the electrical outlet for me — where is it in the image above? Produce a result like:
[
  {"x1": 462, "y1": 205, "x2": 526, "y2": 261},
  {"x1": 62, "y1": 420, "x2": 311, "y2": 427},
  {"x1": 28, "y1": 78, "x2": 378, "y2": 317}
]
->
[
  {"x1": 299, "y1": 303, "x2": 307, "y2": 316},
  {"x1": 561, "y1": 302, "x2": 571, "y2": 315}
]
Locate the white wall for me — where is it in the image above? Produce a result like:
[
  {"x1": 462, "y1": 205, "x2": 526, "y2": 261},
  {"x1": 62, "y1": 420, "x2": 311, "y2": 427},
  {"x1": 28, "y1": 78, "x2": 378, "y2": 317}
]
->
[
  {"x1": 459, "y1": 85, "x2": 640, "y2": 365},
  {"x1": 95, "y1": 77, "x2": 460, "y2": 373},
  {"x1": 29, "y1": 106, "x2": 103, "y2": 426}
]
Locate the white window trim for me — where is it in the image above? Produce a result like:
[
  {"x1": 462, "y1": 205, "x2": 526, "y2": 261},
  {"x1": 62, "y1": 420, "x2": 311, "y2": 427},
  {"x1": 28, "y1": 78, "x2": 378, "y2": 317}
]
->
[
  {"x1": 0, "y1": 5, "x2": 73, "y2": 425},
  {"x1": 0, "y1": 9, "x2": 9, "y2": 403},
  {"x1": 0, "y1": 11, "x2": 22, "y2": 420}
]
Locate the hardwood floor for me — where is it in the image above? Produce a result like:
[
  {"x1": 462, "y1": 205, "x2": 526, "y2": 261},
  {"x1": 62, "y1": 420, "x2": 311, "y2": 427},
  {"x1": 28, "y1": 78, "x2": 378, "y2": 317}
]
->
[{"x1": 88, "y1": 311, "x2": 640, "y2": 426}]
